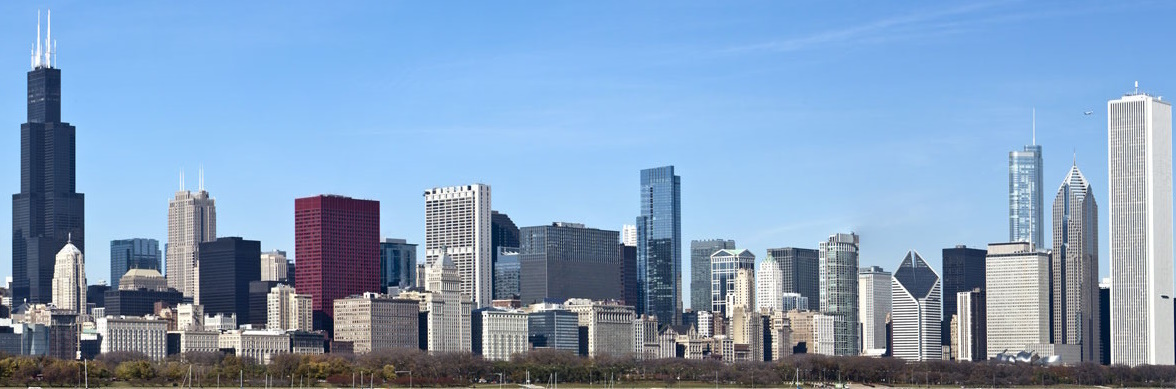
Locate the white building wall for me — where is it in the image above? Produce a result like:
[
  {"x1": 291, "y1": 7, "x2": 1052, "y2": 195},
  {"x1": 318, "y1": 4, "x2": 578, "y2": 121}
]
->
[
  {"x1": 424, "y1": 184, "x2": 492, "y2": 307},
  {"x1": 986, "y1": 243, "x2": 1049, "y2": 360}
]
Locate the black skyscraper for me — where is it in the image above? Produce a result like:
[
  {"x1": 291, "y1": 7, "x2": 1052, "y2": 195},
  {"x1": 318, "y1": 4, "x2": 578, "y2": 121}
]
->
[
  {"x1": 198, "y1": 237, "x2": 262, "y2": 325},
  {"x1": 941, "y1": 245, "x2": 986, "y2": 345},
  {"x1": 13, "y1": 22, "x2": 85, "y2": 305}
]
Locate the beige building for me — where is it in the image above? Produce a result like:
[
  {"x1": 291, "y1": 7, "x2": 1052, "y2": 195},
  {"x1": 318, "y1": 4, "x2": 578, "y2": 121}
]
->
[
  {"x1": 169, "y1": 330, "x2": 219, "y2": 354},
  {"x1": 267, "y1": 284, "x2": 312, "y2": 331},
  {"x1": 51, "y1": 239, "x2": 86, "y2": 314},
  {"x1": 472, "y1": 307, "x2": 529, "y2": 361},
  {"x1": 176, "y1": 303, "x2": 203, "y2": 331},
  {"x1": 986, "y1": 242, "x2": 1049, "y2": 360},
  {"x1": 333, "y1": 292, "x2": 420, "y2": 354},
  {"x1": 260, "y1": 250, "x2": 288, "y2": 282},
  {"x1": 218, "y1": 329, "x2": 289, "y2": 364},
  {"x1": 396, "y1": 252, "x2": 472, "y2": 353},
  {"x1": 119, "y1": 268, "x2": 168, "y2": 292},
  {"x1": 166, "y1": 182, "x2": 216, "y2": 302},
  {"x1": 565, "y1": 299, "x2": 635, "y2": 357},
  {"x1": 97, "y1": 316, "x2": 168, "y2": 361}
]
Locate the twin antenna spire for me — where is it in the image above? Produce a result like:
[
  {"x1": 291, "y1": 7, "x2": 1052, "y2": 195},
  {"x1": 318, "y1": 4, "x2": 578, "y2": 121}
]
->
[
  {"x1": 31, "y1": 9, "x2": 56, "y2": 70},
  {"x1": 179, "y1": 167, "x2": 206, "y2": 192}
]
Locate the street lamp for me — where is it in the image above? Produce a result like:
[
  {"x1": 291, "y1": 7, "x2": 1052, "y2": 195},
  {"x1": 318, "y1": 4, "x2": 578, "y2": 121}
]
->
[
  {"x1": 396, "y1": 370, "x2": 412, "y2": 388},
  {"x1": 496, "y1": 372, "x2": 504, "y2": 389}
]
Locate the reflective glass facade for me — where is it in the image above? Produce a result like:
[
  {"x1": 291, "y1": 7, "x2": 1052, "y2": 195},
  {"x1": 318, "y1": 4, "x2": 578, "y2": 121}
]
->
[
  {"x1": 109, "y1": 238, "x2": 161, "y2": 289},
  {"x1": 494, "y1": 247, "x2": 520, "y2": 300},
  {"x1": 690, "y1": 239, "x2": 734, "y2": 312},
  {"x1": 636, "y1": 166, "x2": 681, "y2": 325},
  {"x1": 1009, "y1": 144, "x2": 1043, "y2": 246},
  {"x1": 380, "y1": 238, "x2": 418, "y2": 292}
]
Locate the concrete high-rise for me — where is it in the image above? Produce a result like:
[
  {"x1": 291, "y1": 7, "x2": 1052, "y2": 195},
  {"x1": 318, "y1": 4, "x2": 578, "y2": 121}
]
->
[
  {"x1": 709, "y1": 249, "x2": 755, "y2": 317},
  {"x1": 51, "y1": 238, "x2": 86, "y2": 314},
  {"x1": 985, "y1": 242, "x2": 1050, "y2": 360},
  {"x1": 259, "y1": 250, "x2": 287, "y2": 283},
  {"x1": 295, "y1": 195, "x2": 380, "y2": 333},
  {"x1": 166, "y1": 176, "x2": 216, "y2": 301},
  {"x1": 518, "y1": 223, "x2": 621, "y2": 304},
  {"x1": 110, "y1": 239, "x2": 161, "y2": 289},
  {"x1": 819, "y1": 233, "x2": 860, "y2": 356},
  {"x1": 266, "y1": 284, "x2": 312, "y2": 331},
  {"x1": 766, "y1": 248, "x2": 820, "y2": 311},
  {"x1": 198, "y1": 237, "x2": 261, "y2": 326},
  {"x1": 691, "y1": 239, "x2": 735, "y2": 312},
  {"x1": 940, "y1": 245, "x2": 986, "y2": 346},
  {"x1": 890, "y1": 250, "x2": 941, "y2": 361},
  {"x1": 1108, "y1": 86, "x2": 1174, "y2": 366},
  {"x1": 636, "y1": 166, "x2": 682, "y2": 326},
  {"x1": 756, "y1": 253, "x2": 783, "y2": 313},
  {"x1": 1051, "y1": 163, "x2": 1100, "y2": 362},
  {"x1": 1010, "y1": 127, "x2": 1044, "y2": 246},
  {"x1": 858, "y1": 266, "x2": 891, "y2": 356},
  {"x1": 13, "y1": 12, "x2": 86, "y2": 305},
  {"x1": 955, "y1": 288, "x2": 986, "y2": 362},
  {"x1": 379, "y1": 239, "x2": 417, "y2": 292},
  {"x1": 425, "y1": 184, "x2": 492, "y2": 307}
]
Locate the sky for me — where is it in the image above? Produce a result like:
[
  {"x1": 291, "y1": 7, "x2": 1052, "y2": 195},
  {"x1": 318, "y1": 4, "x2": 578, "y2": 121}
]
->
[{"x1": 0, "y1": 1, "x2": 1174, "y2": 310}]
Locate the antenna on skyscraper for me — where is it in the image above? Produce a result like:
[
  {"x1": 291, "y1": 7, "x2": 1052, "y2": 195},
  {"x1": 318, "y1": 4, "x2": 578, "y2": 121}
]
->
[
  {"x1": 35, "y1": 10, "x2": 41, "y2": 69},
  {"x1": 199, "y1": 165, "x2": 204, "y2": 191},
  {"x1": 44, "y1": 9, "x2": 51, "y2": 69},
  {"x1": 1032, "y1": 108, "x2": 1036, "y2": 145},
  {"x1": 180, "y1": 170, "x2": 185, "y2": 191}
]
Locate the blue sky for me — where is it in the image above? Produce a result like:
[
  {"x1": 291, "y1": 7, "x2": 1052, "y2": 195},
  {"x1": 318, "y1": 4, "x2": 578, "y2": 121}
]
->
[{"x1": 1, "y1": 1, "x2": 1174, "y2": 309}]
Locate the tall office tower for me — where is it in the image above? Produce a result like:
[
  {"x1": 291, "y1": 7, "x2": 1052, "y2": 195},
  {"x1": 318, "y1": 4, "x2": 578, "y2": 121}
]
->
[
  {"x1": 494, "y1": 247, "x2": 520, "y2": 299},
  {"x1": 379, "y1": 239, "x2": 417, "y2": 292},
  {"x1": 166, "y1": 174, "x2": 216, "y2": 301},
  {"x1": 258, "y1": 250, "x2": 287, "y2": 283},
  {"x1": 636, "y1": 166, "x2": 682, "y2": 325},
  {"x1": 51, "y1": 238, "x2": 86, "y2": 314},
  {"x1": 985, "y1": 242, "x2": 1050, "y2": 360},
  {"x1": 1108, "y1": 86, "x2": 1174, "y2": 366},
  {"x1": 766, "y1": 248, "x2": 820, "y2": 311},
  {"x1": 729, "y1": 267, "x2": 756, "y2": 313},
  {"x1": 109, "y1": 239, "x2": 161, "y2": 289},
  {"x1": 295, "y1": 195, "x2": 380, "y2": 332},
  {"x1": 1051, "y1": 163, "x2": 1101, "y2": 362},
  {"x1": 266, "y1": 284, "x2": 312, "y2": 332},
  {"x1": 1010, "y1": 123, "x2": 1044, "y2": 246},
  {"x1": 890, "y1": 250, "x2": 941, "y2": 361},
  {"x1": 197, "y1": 237, "x2": 261, "y2": 326},
  {"x1": 621, "y1": 225, "x2": 637, "y2": 247},
  {"x1": 620, "y1": 244, "x2": 638, "y2": 306},
  {"x1": 518, "y1": 223, "x2": 621, "y2": 304},
  {"x1": 398, "y1": 251, "x2": 474, "y2": 353},
  {"x1": 730, "y1": 270, "x2": 763, "y2": 361},
  {"x1": 819, "y1": 233, "x2": 860, "y2": 356},
  {"x1": 691, "y1": 239, "x2": 735, "y2": 312},
  {"x1": 491, "y1": 211, "x2": 519, "y2": 298},
  {"x1": 858, "y1": 266, "x2": 892, "y2": 356},
  {"x1": 955, "y1": 288, "x2": 986, "y2": 361},
  {"x1": 425, "y1": 184, "x2": 492, "y2": 307},
  {"x1": 756, "y1": 254, "x2": 783, "y2": 313},
  {"x1": 940, "y1": 245, "x2": 986, "y2": 346},
  {"x1": 13, "y1": 12, "x2": 86, "y2": 305},
  {"x1": 709, "y1": 249, "x2": 755, "y2": 317},
  {"x1": 1099, "y1": 280, "x2": 1110, "y2": 365}
]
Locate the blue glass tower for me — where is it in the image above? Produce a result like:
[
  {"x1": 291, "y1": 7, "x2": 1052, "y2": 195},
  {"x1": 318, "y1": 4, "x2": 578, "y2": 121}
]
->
[
  {"x1": 109, "y1": 238, "x2": 161, "y2": 289},
  {"x1": 636, "y1": 166, "x2": 681, "y2": 326},
  {"x1": 1009, "y1": 143, "x2": 1043, "y2": 247}
]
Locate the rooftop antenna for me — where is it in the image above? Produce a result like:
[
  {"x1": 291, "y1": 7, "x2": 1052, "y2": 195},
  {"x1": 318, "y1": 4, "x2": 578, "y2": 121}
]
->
[
  {"x1": 1032, "y1": 108, "x2": 1036, "y2": 145},
  {"x1": 180, "y1": 170, "x2": 185, "y2": 191},
  {"x1": 35, "y1": 10, "x2": 41, "y2": 69},
  {"x1": 44, "y1": 9, "x2": 51, "y2": 68},
  {"x1": 1135, "y1": 81, "x2": 1139, "y2": 94},
  {"x1": 199, "y1": 165, "x2": 204, "y2": 191}
]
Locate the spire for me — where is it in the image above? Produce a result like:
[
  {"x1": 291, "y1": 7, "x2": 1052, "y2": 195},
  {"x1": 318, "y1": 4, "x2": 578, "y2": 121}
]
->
[
  {"x1": 35, "y1": 10, "x2": 41, "y2": 69},
  {"x1": 198, "y1": 165, "x2": 205, "y2": 191},
  {"x1": 180, "y1": 170, "x2": 185, "y2": 191},
  {"x1": 44, "y1": 9, "x2": 51, "y2": 68},
  {"x1": 1032, "y1": 107, "x2": 1036, "y2": 145},
  {"x1": 67, "y1": 232, "x2": 71, "y2": 244}
]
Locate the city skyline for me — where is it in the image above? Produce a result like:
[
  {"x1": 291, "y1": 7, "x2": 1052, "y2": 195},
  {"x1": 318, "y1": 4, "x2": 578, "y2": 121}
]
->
[{"x1": 1, "y1": 3, "x2": 1176, "y2": 309}]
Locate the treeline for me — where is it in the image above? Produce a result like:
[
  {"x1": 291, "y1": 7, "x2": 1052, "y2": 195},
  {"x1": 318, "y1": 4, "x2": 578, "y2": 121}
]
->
[{"x1": 0, "y1": 349, "x2": 1173, "y2": 387}]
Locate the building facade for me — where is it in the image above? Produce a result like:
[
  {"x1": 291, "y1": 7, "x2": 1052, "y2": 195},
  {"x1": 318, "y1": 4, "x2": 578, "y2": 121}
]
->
[
  {"x1": 397, "y1": 252, "x2": 473, "y2": 353},
  {"x1": 166, "y1": 182, "x2": 216, "y2": 301},
  {"x1": 471, "y1": 307, "x2": 529, "y2": 361},
  {"x1": 259, "y1": 250, "x2": 288, "y2": 283},
  {"x1": 858, "y1": 266, "x2": 891, "y2": 355},
  {"x1": 332, "y1": 293, "x2": 419, "y2": 353},
  {"x1": 424, "y1": 185, "x2": 492, "y2": 308},
  {"x1": 955, "y1": 288, "x2": 986, "y2": 361},
  {"x1": 527, "y1": 308, "x2": 579, "y2": 353},
  {"x1": 565, "y1": 299, "x2": 636, "y2": 357},
  {"x1": 494, "y1": 247, "x2": 520, "y2": 300},
  {"x1": 51, "y1": 239, "x2": 86, "y2": 314},
  {"x1": 941, "y1": 245, "x2": 986, "y2": 346},
  {"x1": 97, "y1": 316, "x2": 168, "y2": 361},
  {"x1": 518, "y1": 223, "x2": 621, "y2": 304},
  {"x1": 12, "y1": 24, "x2": 86, "y2": 304},
  {"x1": 110, "y1": 239, "x2": 161, "y2": 289},
  {"x1": 710, "y1": 249, "x2": 755, "y2": 317},
  {"x1": 691, "y1": 239, "x2": 735, "y2": 312},
  {"x1": 1051, "y1": 163, "x2": 1101, "y2": 362},
  {"x1": 198, "y1": 237, "x2": 261, "y2": 326},
  {"x1": 766, "y1": 248, "x2": 820, "y2": 311},
  {"x1": 267, "y1": 284, "x2": 312, "y2": 331},
  {"x1": 635, "y1": 166, "x2": 682, "y2": 326},
  {"x1": 819, "y1": 233, "x2": 860, "y2": 356},
  {"x1": 380, "y1": 239, "x2": 417, "y2": 293},
  {"x1": 1108, "y1": 88, "x2": 1174, "y2": 366},
  {"x1": 1010, "y1": 142, "x2": 1044, "y2": 246},
  {"x1": 890, "y1": 250, "x2": 941, "y2": 361},
  {"x1": 294, "y1": 195, "x2": 381, "y2": 333},
  {"x1": 985, "y1": 242, "x2": 1049, "y2": 360}
]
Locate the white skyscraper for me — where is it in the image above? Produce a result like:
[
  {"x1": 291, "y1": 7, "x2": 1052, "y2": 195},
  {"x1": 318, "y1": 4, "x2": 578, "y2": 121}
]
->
[
  {"x1": 424, "y1": 184, "x2": 491, "y2": 307},
  {"x1": 858, "y1": 266, "x2": 891, "y2": 356},
  {"x1": 1108, "y1": 85, "x2": 1174, "y2": 366},
  {"x1": 621, "y1": 224, "x2": 637, "y2": 247},
  {"x1": 819, "y1": 232, "x2": 860, "y2": 356},
  {"x1": 890, "y1": 250, "x2": 941, "y2": 361},
  {"x1": 166, "y1": 173, "x2": 216, "y2": 301},
  {"x1": 267, "y1": 284, "x2": 312, "y2": 331},
  {"x1": 985, "y1": 242, "x2": 1049, "y2": 360},
  {"x1": 756, "y1": 254, "x2": 784, "y2": 313},
  {"x1": 260, "y1": 250, "x2": 288, "y2": 282},
  {"x1": 51, "y1": 237, "x2": 86, "y2": 314}
]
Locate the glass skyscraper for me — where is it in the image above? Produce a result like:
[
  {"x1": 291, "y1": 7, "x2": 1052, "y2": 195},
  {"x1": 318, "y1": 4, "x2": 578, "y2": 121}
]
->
[
  {"x1": 1009, "y1": 143, "x2": 1043, "y2": 247},
  {"x1": 690, "y1": 239, "x2": 735, "y2": 312},
  {"x1": 109, "y1": 238, "x2": 161, "y2": 289},
  {"x1": 380, "y1": 238, "x2": 418, "y2": 293},
  {"x1": 636, "y1": 166, "x2": 682, "y2": 326}
]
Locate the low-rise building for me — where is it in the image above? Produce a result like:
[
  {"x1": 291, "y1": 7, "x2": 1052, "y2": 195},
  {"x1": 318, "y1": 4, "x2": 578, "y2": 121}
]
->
[
  {"x1": 333, "y1": 293, "x2": 419, "y2": 354},
  {"x1": 97, "y1": 316, "x2": 168, "y2": 361},
  {"x1": 218, "y1": 329, "x2": 289, "y2": 364},
  {"x1": 564, "y1": 299, "x2": 635, "y2": 357},
  {"x1": 471, "y1": 307, "x2": 529, "y2": 361},
  {"x1": 526, "y1": 307, "x2": 579, "y2": 353},
  {"x1": 205, "y1": 313, "x2": 237, "y2": 331}
]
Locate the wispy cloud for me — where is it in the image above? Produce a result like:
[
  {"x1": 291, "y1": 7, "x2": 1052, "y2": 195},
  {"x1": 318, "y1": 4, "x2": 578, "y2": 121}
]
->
[{"x1": 721, "y1": 1, "x2": 1011, "y2": 54}]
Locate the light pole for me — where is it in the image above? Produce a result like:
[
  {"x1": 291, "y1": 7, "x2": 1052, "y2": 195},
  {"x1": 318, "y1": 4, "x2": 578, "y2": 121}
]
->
[
  {"x1": 497, "y1": 372, "x2": 504, "y2": 389},
  {"x1": 396, "y1": 370, "x2": 412, "y2": 388}
]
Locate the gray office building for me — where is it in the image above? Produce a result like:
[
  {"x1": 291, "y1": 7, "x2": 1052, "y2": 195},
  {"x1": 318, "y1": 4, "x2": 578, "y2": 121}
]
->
[
  {"x1": 110, "y1": 239, "x2": 161, "y2": 289},
  {"x1": 765, "y1": 247, "x2": 820, "y2": 311},
  {"x1": 527, "y1": 309, "x2": 579, "y2": 353},
  {"x1": 1010, "y1": 142, "x2": 1044, "y2": 247},
  {"x1": 380, "y1": 238, "x2": 417, "y2": 293},
  {"x1": 690, "y1": 239, "x2": 735, "y2": 312},
  {"x1": 519, "y1": 223, "x2": 621, "y2": 304}
]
